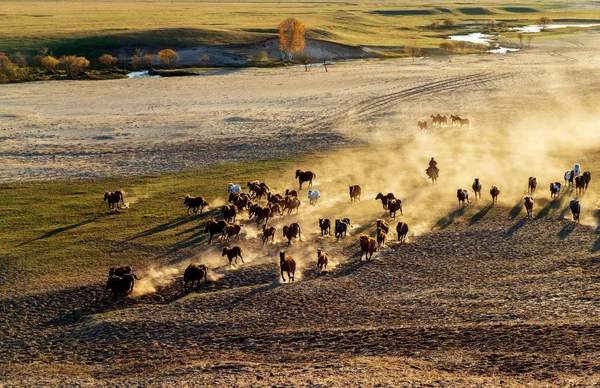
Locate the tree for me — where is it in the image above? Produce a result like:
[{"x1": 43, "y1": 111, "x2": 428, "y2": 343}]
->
[
  {"x1": 443, "y1": 18, "x2": 456, "y2": 29},
  {"x1": 158, "y1": 49, "x2": 179, "y2": 67},
  {"x1": 278, "y1": 18, "x2": 307, "y2": 63},
  {"x1": 517, "y1": 33, "x2": 524, "y2": 48},
  {"x1": 10, "y1": 52, "x2": 27, "y2": 68},
  {"x1": 439, "y1": 41, "x2": 456, "y2": 54},
  {"x1": 40, "y1": 55, "x2": 59, "y2": 73},
  {"x1": 536, "y1": 17, "x2": 552, "y2": 31},
  {"x1": 0, "y1": 53, "x2": 26, "y2": 83},
  {"x1": 404, "y1": 42, "x2": 421, "y2": 61},
  {"x1": 98, "y1": 54, "x2": 117, "y2": 69},
  {"x1": 59, "y1": 56, "x2": 90, "y2": 78},
  {"x1": 143, "y1": 54, "x2": 154, "y2": 69},
  {"x1": 131, "y1": 48, "x2": 146, "y2": 70}
]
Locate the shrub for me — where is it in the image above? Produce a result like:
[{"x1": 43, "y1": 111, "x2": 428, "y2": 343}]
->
[
  {"x1": 439, "y1": 41, "x2": 456, "y2": 53},
  {"x1": 158, "y1": 49, "x2": 179, "y2": 67},
  {"x1": 443, "y1": 18, "x2": 456, "y2": 28},
  {"x1": 98, "y1": 54, "x2": 117, "y2": 69},
  {"x1": 59, "y1": 55, "x2": 90, "y2": 78},
  {"x1": 429, "y1": 22, "x2": 440, "y2": 30},
  {"x1": 200, "y1": 53, "x2": 210, "y2": 63},
  {"x1": 536, "y1": 17, "x2": 552, "y2": 31},
  {"x1": 10, "y1": 52, "x2": 27, "y2": 68},
  {"x1": 251, "y1": 50, "x2": 269, "y2": 62},
  {"x1": 40, "y1": 55, "x2": 59, "y2": 73},
  {"x1": 0, "y1": 53, "x2": 26, "y2": 83}
]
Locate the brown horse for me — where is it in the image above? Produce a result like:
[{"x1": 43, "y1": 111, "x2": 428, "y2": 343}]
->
[
  {"x1": 104, "y1": 190, "x2": 125, "y2": 210},
  {"x1": 426, "y1": 166, "x2": 438, "y2": 185},
  {"x1": 524, "y1": 196, "x2": 534, "y2": 218},
  {"x1": 222, "y1": 246, "x2": 244, "y2": 266},
  {"x1": 296, "y1": 170, "x2": 316, "y2": 190},
  {"x1": 396, "y1": 222, "x2": 409, "y2": 244},
  {"x1": 472, "y1": 179, "x2": 482, "y2": 199},
  {"x1": 205, "y1": 218, "x2": 227, "y2": 244},
  {"x1": 319, "y1": 218, "x2": 331, "y2": 236},
  {"x1": 377, "y1": 228, "x2": 387, "y2": 247},
  {"x1": 317, "y1": 249, "x2": 328, "y2": 273},
  {"x1": 262, "y1": 225, "x2": 276, "y2": 244},
  {"x1": 490, "y1": 185, "x2": 500, "y2": 204},
  {"x1": 221, "y1": 223, "x2": 242, "y2": 242},
  {"x1": 457, "y1": 189, "x2": 469, "y2": 209},
  {"x1": 418, "y1": 120, "x2": 428, "y2": 132},
  {"x1": 183, "y1": 264, "x2": 208, "y2": 289},
  {"x1": 359, "y1": 235, "x2": 377, "y2": 261},
  {"x1": 283, "y1": 223, "x2": 302, "y2": 246},
  {"x1": 280, "y1": 251, "x2": 296, "y2": 282},
  {"x1": 375, "y1": 192, "x2": 395, "y2": 210},
  {"x1": 388, "y1": 199, "x2": 403, "y2": 219},
  {"x1": 184, "y1": 195, "x2": 208, "y2": 215},
  {"x1": 349, "y1": 185, "x2": 362, "y2": 202},
  {"x1": 528, "y1": 177, "x2": 537, "y2": 194}
]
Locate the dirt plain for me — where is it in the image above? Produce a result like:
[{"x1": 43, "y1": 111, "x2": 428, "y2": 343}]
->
[{"x1": 2, "y1": 32, "x2": 600, "y2": 386}]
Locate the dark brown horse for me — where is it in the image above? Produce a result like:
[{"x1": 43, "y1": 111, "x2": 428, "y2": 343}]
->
[
  {"x1": 183, "y1": 264, "x2": 208, "y2": 289},
  {"x1": 104, "y1": 190, "x2": 125, "y2": 210},
  {"x1": 296, "y1": 170, "x2": 316, "y2": 190},
  {"x1": 396, "y1": 222, "x2": 409, "y2": 244},
  {"x1": 280, "y1": 251, "x2": 296, "y2": 282},
  {"x1": 317, "y1": 249, "x2": 328, "y2": 273},
  {"x1": 349, "y1": 185, "x2": 362, "y2": 202}
]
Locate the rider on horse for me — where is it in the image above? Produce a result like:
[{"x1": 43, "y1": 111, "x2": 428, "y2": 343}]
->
[{"x1": 426, "y1": 157, "x2": 439, "y2": 179}]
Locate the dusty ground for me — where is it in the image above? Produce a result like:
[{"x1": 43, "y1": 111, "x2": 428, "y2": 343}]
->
[{"x1": 2, "y1": 32, "x2": 600, "y2": 386}]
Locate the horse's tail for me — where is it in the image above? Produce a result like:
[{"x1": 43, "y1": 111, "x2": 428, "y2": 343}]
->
[
  {"x1": 119, "y1": 190, "x2": 125, "y2": 205},
  {"x1": 131, "y1": 274, "x2": 140, "y2": 280},
  {"x1": 200, "y1": 264, "x2": 208, "y2": 282}
]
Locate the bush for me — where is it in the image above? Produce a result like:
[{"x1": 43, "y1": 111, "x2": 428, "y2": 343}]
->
[
  {"x1": 443, "y1": 18, "x2": 456, "y2": 28},
  {"x1": 59, "y1": 55, "x2": 90, "y2": 78},
  {"x1": 455, "y1": 40, "x2": 467, "y2": 52},
  {"x1": 98, "y1": 54, "x2": 117, "y2": 69},
  {"x1": 200, "y1": 53, "x2": 210, "y2": 63},
  {"x1": 439, "y1": 41, "x2": 456, "y2": 53},
  {"x1": 536, "y1": 17, "x2": 552, "y2": 31},
  {"x1": 158, "y1": 49, "x2": 179, "y2": 67},
  {"x1": 0, "y1": 53, "x2": 26, "y2": 83},
  {"x1": 251, "y1": 50, "x2": 269, "y2": 62},
  {"x1": 40, "y1": 55, "x2": 59, "y2": 74},
  {"x1": 429, "y1": 22, "x2": 440, "y2": 30},
  {"x1": 10, "y1": 52, "x2": 27, "y2": 68}
]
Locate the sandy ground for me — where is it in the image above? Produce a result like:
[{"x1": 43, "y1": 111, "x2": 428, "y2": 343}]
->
[
  {"x1": 2, "y1": 32, "x2": 600, "y2": 386},
  {"x1": 1, "y1": 32, "x2": 599, "y2": 183}
]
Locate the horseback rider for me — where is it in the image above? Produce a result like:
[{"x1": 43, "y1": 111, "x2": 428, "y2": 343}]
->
[{"x1": 429, "y1": 157, "x2": 437, "y2": 169}]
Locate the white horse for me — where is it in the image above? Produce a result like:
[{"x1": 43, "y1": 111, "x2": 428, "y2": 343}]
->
[
  {"x1": 564, "y1": 171, "x2": 572, "y2": 187},
  {"x1": 573, "y1": 164, "x2": 581, "y2": 177},
  {"x1": 227, "y1": 183, "x2": 241, "y2": 194},
  {"x1": 307, "y1": 189, "x2": 320, "y2": 206}
]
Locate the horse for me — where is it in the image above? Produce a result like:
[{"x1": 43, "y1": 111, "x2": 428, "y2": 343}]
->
[
  {"x1": 262, "y1": 225, "x2": 276, "y2": 244},
  {"x1": 396, "y1": 222, "x2": 409, "y2": 244},
  {"x1": 375, "y1": 193, "x2": 395, "y2": 210},
  {"x1": 282, "y1": 223, "x2": 302, "y2": 246},
  {"x1": 458, "y1": 118, "x2": 470, "y2": 128},
  {"x1": 450, "y1": 115, "x2": 461, "y2": 126},
  {"x1": 104, "y1": 190, "x2": 125, "y2": 210},
  {"x1": 575, "y1": 176, "x2": 585, "y2": 195},
  {"x1": 221, "y1": 223, "x2": 242, "y2": 242},
  {"x1": 573, "y1": 164, "x2": 581, "y2": 177},
  {"x1": 550, "y1": 182, "x2": 561, "y2": 199},
  {"x1": 349, "y1": 185, "x2": 362, "y2": 202},
  {"x1": 457, "y1": 189, "x2": 469, "y2": 209},
  {"x1": 376, "y1": 228, "x2": 387, "y2": 248},
  {"x1": 285, "y1": 196, "x2": 301, "y2": 215},
  {"x1": 221, "y1": 205, "x2": 237, "y2": 223},
  {"x1": 388, "y1": 199, "x2": 403, "y2": 219},
  {"x1": 418, "y1": 120, "x2": 428, "y2": 132},
  {"x1": 490, "y1": 185, "x2": 500, "y2": 204},
  {"x1": 359, "y1": 235, "x2": 377, "y2": 261},
  {"x1": 296, "y1": 170, "x2": 316, "y2": 190},
  {"x1": 205, "y1": 219, "x2": 228, "y2": 244},
  {"x1": 284, "y1": 189, "x2": 298, "y2": 198},
  {"x1": 307, "y1": 189, "x2": 320, "y2": 206},
  {"x1": 570, "y1": 200, "x2": 580, "y2": 223},
  {"x1": 184, "y1": 195, "x2": 208, "y2": 215},
  {"x1": 564, "y1": 171, "x2": 575, "y2": 188},
  {"x1": 426, "y1": 166, "x2": 439, "y2": 185},
  {"x1": 319, "y1": 218, "x2": 331, "y2": 236},
  {"x1": 105, "y1": 274, "x2": 136, "y2": 298},
  {"x1": 227, "y1": 183, "x2": 241, "y2": 194},
  {"x1": 376, "y1": 219, "x2": 389, "y2": 234},
  {"x1": 523, "y1": 196, "x2": 534, "y2": 218},
  {"x1": 439, "y1": 115, "x2": 448, "y2": 127},
  {"x1": 528, "y1": 177, "x2": 537, "y2": 194},
  {"x1": 183, "y1": 264, "x2": 208, "y2": 289},
  {"x1": 317, "y1": 249, "x2": 328, "y2": 273},
  {"x1": 335, "y1": 219, "x2": 351, "y2": 240},
  {"x1": 255, "y1": 206, "x2": 272, "y2": 227},
  {"x1": 279, "y1": 251, "x2": 296, "y2": 282},
  {"x1": 582, "y1": 171, "x2": 592, "y2": 192},
  {"x1": 430, "y1": 114, "x2": 441, "y2": 126},
  {"x1": 222, "y1": 246, "x2": 244, "y2": 266},
  {"x1": 109, "y1": 266, "x2": 132, "y2": 277},
  {"x1": 472, "y1": 179, "x2": 482, "y2": 199}
]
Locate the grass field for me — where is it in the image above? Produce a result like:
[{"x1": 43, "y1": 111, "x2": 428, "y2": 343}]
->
[{"x1": 1, "y1": 0, "x2": 599, "y2": 59}]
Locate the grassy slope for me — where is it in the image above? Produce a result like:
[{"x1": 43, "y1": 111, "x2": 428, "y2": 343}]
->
[
  {"x1": 0, "y1": 158, "x2": 298, "y2": 289},
  {"x1": 1, "y1": 0, "x2": 599, "y2": 58}
]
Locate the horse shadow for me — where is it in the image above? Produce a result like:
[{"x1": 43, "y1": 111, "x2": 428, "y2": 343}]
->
[
  {"x1": 535, "y1": 198, "x2": 564, "y2": 220},
  {"x1": 333, "y1": 253, "x2": 373, "y2": 279},
  {"x1": 126, "y1": 215, "x2": 203, "y2": 241},
  {"x1": 470, "y1": 204, "x2": 493, "y2": 225},
  {"x1": 557, "y1": 223, "x2": 576, "y2": 240},
  {"x1": 432, "y1": 207, "x2": 466, "y2": 230},
  {"x1": 18, "y1": 213, "x2": 109, "y2": 246},
  {"x1": 505, "y1": 218, "x2": 529, "y2": 237},
  {"x1": 508, "y1": 200, "x2": 524, "y2": 219}
]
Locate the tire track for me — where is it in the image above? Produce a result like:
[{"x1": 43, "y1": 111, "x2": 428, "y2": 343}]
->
[{"x1": 302, "y1": 72, "x2": 508, "y2": 130}]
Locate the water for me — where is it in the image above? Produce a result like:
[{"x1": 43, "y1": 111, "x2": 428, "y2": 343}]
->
[
  {"x1": 510, "y1": 23, "x2": 600, "y2": 33},
  {"x1": 448, "y1": 33, "x2": 519, "y2": 54},
  {"x1": 127, "y1": 71, "x2": 160, "y2": 79}
]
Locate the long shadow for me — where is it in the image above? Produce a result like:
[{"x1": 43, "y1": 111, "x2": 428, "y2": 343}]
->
[
  {"x1": 592, "y1": 236, "x2": 600, "y2": 253},
  {"x1": 432, "y1": 207, "x2": 466, "y2": 230},
  {"x1": 126, "y1": 215, "x2": 198, "y2": 241},
  {"x1": 535, "y1": 198, "x2": 564, "y2": 219},
  {"x1": 18, "y1": 214, "x2": 108, "y2": 246},
  {"x1": 505, "y1": 218, "x2": 529, "y2": 237},
  {"x1": 508, "y1": 200, "x2": 524, "y2": 219},
  {"x1": 333, "y1": 252, "x2": 374, "y2": 279},
  {"x1": 470, "y1": 204, "x2": 493, "y2": 225},
  {"x1": 557, "y1": 223, "x2": 576, "y2": 240}
]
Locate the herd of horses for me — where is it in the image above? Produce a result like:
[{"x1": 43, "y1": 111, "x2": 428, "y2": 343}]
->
[
  {"x1": 418, "y1": 113, "x2": 470, "y2": 132},
  {"x1": 103, "y1": 160, "x2": 593, "y2": 296}
]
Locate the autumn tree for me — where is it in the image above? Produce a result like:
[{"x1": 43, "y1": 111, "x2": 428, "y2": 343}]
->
[
  {"x1": 278, "y1": 18, "x2": 307, "y2": 63},
  {"x1": 40, "y1": 55, "x2": 59, "y2": 73},
  {"x1": 439, "y1": 41, "x2": 456, "y2": 54},
  {"x1": 536, "y1": 17, "x2": 552, "y2": 31},
  {"x1": 59, "y1": 55, "x2": 90, "y2": 78},
  {"x1": 0, "y1": 53, "x2": 26, "y2": 83},
  {"x1": 158, "y1": 49, "x2": 179, "y2": 67},
  {"x1": 404, "y1": 42, "x2": 421, "y2": 62},
  {"x1": 98, "y1": 54, "x2": 117, "y2": 69},
  {"x1": 443, "y1": 18, "x2": 456, "y2": 29}
]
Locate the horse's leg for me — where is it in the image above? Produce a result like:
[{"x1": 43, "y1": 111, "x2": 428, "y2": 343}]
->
[
  {"x1": 281, "y1": 270, "x2": 286, "y2": 282},
  {"x1": 239, "y1": 253, "x2": 244, "y2": 263}
]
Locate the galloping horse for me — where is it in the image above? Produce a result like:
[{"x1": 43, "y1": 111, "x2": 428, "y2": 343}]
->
[{"x1": 426, "y1": 166, "x2": 439, "y2": 185}]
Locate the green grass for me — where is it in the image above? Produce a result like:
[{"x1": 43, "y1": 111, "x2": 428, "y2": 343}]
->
[
  {"x1": 0, "y1": 157, "x2": 299, "y2": 285},
  {"x1": 0, "y1": 0, "x2": 599, "y2": 59}
]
